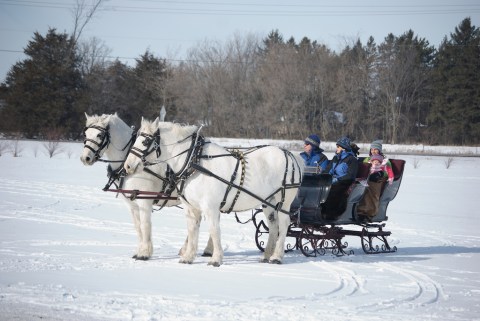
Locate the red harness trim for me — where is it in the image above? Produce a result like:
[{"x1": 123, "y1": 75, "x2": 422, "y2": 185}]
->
[{"x1": 105, "y1": 189, "x2": 179, "y2": 201}]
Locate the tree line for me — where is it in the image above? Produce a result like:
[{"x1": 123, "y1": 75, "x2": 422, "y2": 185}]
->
[{"x1": 0, "y1": 17, "x2": 479, "y2": 146}]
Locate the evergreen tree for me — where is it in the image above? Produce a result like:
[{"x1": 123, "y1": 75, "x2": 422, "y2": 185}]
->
[
  {"x1": 429, "y1": 17, "x2": 480, "y2": 145},
  {"x1": 83, "y1": 60, "x2": 136, "y2": 125},
  {"x1": 132, "y1": 50, "x2": 170, "y2": 123},
  {"x1": 335, "y1": 38, "x2": 378, "y2": 142},
  {"x1": 259, "y1": 29, "x2": 285, "y2": 56},
  {"x1": 1, "y1": 28, "x2": 84, "y2": 138}
]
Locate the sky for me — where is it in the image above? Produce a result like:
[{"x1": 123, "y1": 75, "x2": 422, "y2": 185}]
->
[{"x1": 0, "y1": 0, "x2": 479, "y2": 82}]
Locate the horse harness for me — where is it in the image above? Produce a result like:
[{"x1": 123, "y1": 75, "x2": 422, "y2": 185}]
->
[
  {"x1": 134, "y1": 128, "x2": 302, "y2": 215},
  {"x1": 83, "y1": 124, "x2": 175, "y2": 208},
  {"x1": 83, "y1": 124, "x2": 112, "y2": 161}
]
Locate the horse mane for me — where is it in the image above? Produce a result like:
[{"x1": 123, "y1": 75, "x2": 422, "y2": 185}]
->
[
  {"x1": 160, "y1": 122, "x2": 199, "y2": 140},
  {"x1": 85, "y1": 113, "x2": 112, "y2": 127},
  {"x1": 140, "y1": 118, "x2": 199, "y2": 140},
  {"x1": 108, "y1": 113, "x2": 129, "y2": 130},
  {"x1": 86, "y1": 113, "x2": 130, "y2": 131}
]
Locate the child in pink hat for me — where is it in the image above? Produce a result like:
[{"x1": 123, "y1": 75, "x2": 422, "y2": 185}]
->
[{"x1": 369, "y1": 154, "x2": 394, "y2": 184}]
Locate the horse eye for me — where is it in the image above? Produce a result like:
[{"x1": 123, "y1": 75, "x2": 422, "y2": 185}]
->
[{"x1": 142, "y1": 139, "x2": 151, "y2": 146}]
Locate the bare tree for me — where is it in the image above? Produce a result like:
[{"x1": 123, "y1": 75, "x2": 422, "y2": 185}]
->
[
  {"x1": 444, "y1": 157, "x2": 454, "y2": 169},
  {"x1": 177, "y1": 36, "x2": 256, "y2": 137},
  {"x1": 0, "y1": 140, "x2": 9, "y2": 156},
  {"x1": 71, "y1": 0, "x2": 105, "y2": 45},
  {"x1": 43, "y1": 141, "x2": 64, "y2": 158},
  {"x1": 78, "y1": 36, "x2": 112, "y2": 76},
  {"x1": 376, "y1": 31, "x2": 434, "y2": 144},
  {"x1": 11, "y1": 139, "x2": 23, "y2": 157}
]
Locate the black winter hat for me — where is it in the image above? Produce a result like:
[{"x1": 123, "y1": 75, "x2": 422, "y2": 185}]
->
[
  {"x1": 336, "y1": 136, "x2": 351, "y2": 150},
  {"x1": 304, "y1": 134, "x2": 321, "y2": 148}
]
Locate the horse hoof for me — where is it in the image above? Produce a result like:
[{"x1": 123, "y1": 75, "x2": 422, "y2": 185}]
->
[
  {"x1": 132, "y1": 254, "x2": 138, "y2": 259},
  {"x1": 259, "y1": 258, "x2": 269, "y2": 263},
  {"x1": 135, "y1": 256, "x2": 149, "y2": 261},
  {"x1": 269, "y1": 259, "x2": 282, "y2": 264},
  {"x1": 207, "y1": 261, "x2": 221, "y2": 267},
  {"x1": 202, "y1": 252, "x2": 213, "y2": 257},
  {"x1": 179, "y1": 259, "x2": 192, "y2": 264}
]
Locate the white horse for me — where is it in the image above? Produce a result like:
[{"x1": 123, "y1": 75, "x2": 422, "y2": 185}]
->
[
  {"x1": 80, "y1": 113, "x2": 213, "y2": 260},
  {"x1": 124, "y1": 118, "x2": 304, "y2": 266}
]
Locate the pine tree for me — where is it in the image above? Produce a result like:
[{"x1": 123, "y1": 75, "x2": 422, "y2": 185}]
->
[
  {"x1": 429, "y1": 18, "x2": 480, "y2": 145},
  {"x1": 2, "y1": 28, "x2": 84, "y2": 138},
  {"x1": 132, "y1": 50, "x2": 170, "y2": 122}
]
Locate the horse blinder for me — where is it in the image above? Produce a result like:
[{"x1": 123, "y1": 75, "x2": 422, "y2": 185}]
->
[
  {"x1": 82, "y1": 125, "x2": 110, "y2": 159},
  {"x1": 132, "y1": 129, "x2": 161, "y2": 164}
]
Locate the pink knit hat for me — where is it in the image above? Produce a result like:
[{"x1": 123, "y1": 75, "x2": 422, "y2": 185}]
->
[{"x1": 370, "y1": 154, "x2": 384, "y2": 163}]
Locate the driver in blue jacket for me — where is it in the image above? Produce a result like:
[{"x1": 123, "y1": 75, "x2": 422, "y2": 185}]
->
[{"x1": 300, "y1": 134, "x2": 329, "y2": 171}]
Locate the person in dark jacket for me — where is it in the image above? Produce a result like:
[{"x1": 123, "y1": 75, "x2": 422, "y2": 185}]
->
[
  {"x1": 326, "y1": 136, "x2": 358, "y2": 184},
  {"x1": 322, "y1": 136, "x2": 359, "y2": 219},
  {"x1": 300, "y1": 134, "x2": 329, "y2": 171}
]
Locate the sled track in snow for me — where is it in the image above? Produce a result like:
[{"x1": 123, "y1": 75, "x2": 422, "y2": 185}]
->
[
  {"x1": 0, "y1": 178, "x2": 117, "y2": 206},
  {"x1": 355, "y1": 262, "x2": 446, "y2": 312},
  {"x1": 310, "y1": 261, "x2": 366, "y2": 298}
]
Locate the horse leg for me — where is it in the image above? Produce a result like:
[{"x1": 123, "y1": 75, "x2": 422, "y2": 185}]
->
[
  {"x1": 206, "y1": 209, "x2": 223, "y2": 267},
  {"x1": 268, "y1": 212, "x2": 290, "y2": 264},
  {"x1": 178, "y1": 236, "x2": 188, "y2": 256},
  {"x1": 179, "y1": 207, "x2": 201, "y2": 264},
  {"x1": 261, "y1": 208, "x2": 279, "y2": 263},
  {"x1": 125, "y1": 199, "x2": 142, "y2": 259},
  {"x1": 202, "y1": 236, "x2": 214, "y2": 257},
  {"x1": 179, "y1": 236, "x2": 213, "y2": 256},
  {"x1": 269, "y1": 190, "x2": 297, "y2": 264},
  {"x1": 178, "y1": 210, "x2": 213, "y2": 257},
  {"x1": 135, "y1": 200, "x2": 153, "y2": 260}
]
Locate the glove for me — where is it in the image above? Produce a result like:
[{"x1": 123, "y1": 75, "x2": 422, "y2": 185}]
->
[
  {"x1": 369, "y1": 172, "x2": 382, "y2": 182},
  {"x1": 332, "y1": 177, "x2": 338, "y2": 184},
  {"x1": 388, "y1": 177, "x2": 393, "y2": 185}
]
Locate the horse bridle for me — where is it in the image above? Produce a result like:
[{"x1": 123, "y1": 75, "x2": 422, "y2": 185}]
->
[
  {"x1": 129, "y1": 128, "x2": 205, "y2": 177},
  {"x1": 128, "y1": 129, "x2": 162, "y2": 163},
  {"x1": 83, "y1": 125, "x2": 111, "y2": 161}
]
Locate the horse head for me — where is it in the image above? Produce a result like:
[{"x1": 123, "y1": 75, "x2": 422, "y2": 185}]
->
[
  {"x1": 81, "y1": 113, "x2": 112, "y2": 165},
  {"x1": 124, "y1": 117, "x2": 161, "y2": 175}
]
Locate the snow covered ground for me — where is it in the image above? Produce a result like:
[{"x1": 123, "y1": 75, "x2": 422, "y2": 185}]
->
[{"x1": 0, "y1": 140, "x2": 479, "y2": 321}]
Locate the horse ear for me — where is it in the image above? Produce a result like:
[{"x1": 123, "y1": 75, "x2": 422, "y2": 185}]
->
[
  {"x1": 101, "y1": 114, "x2": 110, "y2": 123},
  {"x1": 84, "y1": 112, "x2": 90, "y2": 119},
  {"x1": 153, "y1": 117, "x2": 160, "y2": 127}
]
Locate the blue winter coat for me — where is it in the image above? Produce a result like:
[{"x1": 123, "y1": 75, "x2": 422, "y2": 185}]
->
[
  {"x1": 326, "y1": 150, "x2": 358, "y2": 183},
  {"x1": 300, "y1": 148, "x2": 329, "y2": 170}
]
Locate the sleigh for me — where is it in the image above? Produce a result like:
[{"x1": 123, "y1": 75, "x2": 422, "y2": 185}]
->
[{"x1": 253, "y1": 158, "x2": 406, "y2": 257}]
